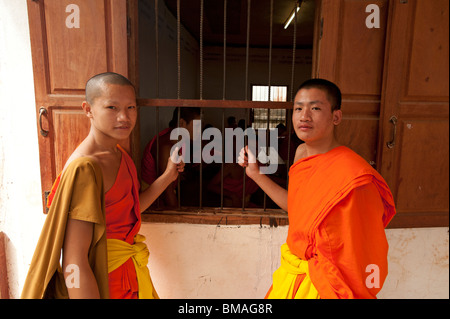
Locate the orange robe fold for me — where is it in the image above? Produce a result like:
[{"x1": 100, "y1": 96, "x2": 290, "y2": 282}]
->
[{"x1": 279, "y1": 146, "x2": 395, "y2": 299}]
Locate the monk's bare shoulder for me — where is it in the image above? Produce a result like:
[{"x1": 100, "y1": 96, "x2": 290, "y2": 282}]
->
[
  {"x1": 63, "y1": 152, "x2": 98, "y2": 174},
  {"x1": 62, "y1": 141, "x2": 99, "y2": 173},
  {"x1": 293, "y1": 143, "x2": 307, "y2": 163}
]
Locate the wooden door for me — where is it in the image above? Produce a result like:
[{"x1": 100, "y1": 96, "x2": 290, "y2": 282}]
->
[
  {"x1": 27, "y1": 0, "x2": 132, "y2": 210},
  {"x1": 313, "y1": 0, "x2": 389, "y2": 167},
  {"x1": 377, "y1": 0, "x2": 449, "y2": 227}
]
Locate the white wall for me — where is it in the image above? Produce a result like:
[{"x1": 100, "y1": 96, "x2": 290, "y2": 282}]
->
[
  {"x1": 380, "y1": 227, "x2": 449, "y2": 299},
  {"x1": 141, "y1": 223, "x2": 288, "y2": 299},
  {"x1": 141, "y1": 224, "x2": 449, "y2": 299},
  {"x1": 0, "y1": 0, "x2": 46, "y2": 298}
]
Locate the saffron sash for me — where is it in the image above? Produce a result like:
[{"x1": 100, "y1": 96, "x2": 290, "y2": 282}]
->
[
  {"x1": 107, "y1": 234, "x2": 159, "y2": 299},
  {"x1": 267, "y1": 243, "x2": 320, "y2": 299}
]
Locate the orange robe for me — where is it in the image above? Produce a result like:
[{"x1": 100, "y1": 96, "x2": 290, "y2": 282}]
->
[
  {"x1": 268, "y1": 146, "x2": 396, "y2": 299},
  {"x1": 141, "y1": 128, "x2": 171, "y2": 185},
  {"x1": 106, "y1": 145, "x2": 142, "y2": 299}
]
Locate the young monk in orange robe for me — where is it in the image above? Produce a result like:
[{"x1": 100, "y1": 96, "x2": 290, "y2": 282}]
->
[
  {"x1": 239, "y1": 78, "x2": 396, "y2": 298},
  {"x1": 22, "y1": 72, "x2": 184, "y2": 299}
]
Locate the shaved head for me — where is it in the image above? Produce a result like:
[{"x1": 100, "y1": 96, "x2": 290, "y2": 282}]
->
[
  {"x1": 296, "y1": 78, "x2": 342, "y2": 112},
  {"x1": 85, "y1": 72, "x2": 135, "y2": 104}
]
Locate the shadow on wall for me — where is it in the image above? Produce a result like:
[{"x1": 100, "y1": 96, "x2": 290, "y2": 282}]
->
[
  {"x1": 0, "y1": 232, "x2": 10, "y2": 298},
  {"x1": 0, "y1": 232, "x2": 17, "y2": 299}
]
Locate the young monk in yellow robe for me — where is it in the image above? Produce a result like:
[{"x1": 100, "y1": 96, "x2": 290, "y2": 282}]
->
[
  {"x1": 21, "y1": 72, "x2": 184, "y2": 299},
  {"x1": 239, "y1": 78, "x2": 396, "y2": 299}
]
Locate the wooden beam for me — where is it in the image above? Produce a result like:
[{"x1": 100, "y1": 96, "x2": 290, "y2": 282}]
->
[{"x1": 137, "y1": 98, "x2": 292, "y2": 109}]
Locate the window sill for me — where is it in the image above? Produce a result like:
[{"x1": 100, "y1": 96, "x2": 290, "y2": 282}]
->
[{"x1": 142, "y1": 207, "x2": 289, "y2": 227}]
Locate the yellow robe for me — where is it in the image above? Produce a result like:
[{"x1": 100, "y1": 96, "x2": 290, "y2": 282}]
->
[{"x1": 21, "y1": 158, "x2": 109, "y2": 299}]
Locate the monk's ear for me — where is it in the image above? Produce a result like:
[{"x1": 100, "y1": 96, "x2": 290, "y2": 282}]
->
[
  {"x1": 82, "y1": 101, "x2": 93, "y2": 118},
  {"x1": 332, "y1": 109, "x2": 342, "y2": 126}
]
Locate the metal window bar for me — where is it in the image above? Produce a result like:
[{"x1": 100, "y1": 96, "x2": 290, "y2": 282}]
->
[
  {"x1": 286, "y1": 2, "x2": 298, "y2": 188},
  {"x1": 199, "y1": 0, "x2": 204, "y2": 101},
  {"x1": 220, "y1": 0, "x2": 228, "y2": 210},
  {"x1": 177, "y1": 0, "x2": 181, "y2": 100},
  {"x1": 177, "y1": 0, "x2": 181, "y2": 209},
  {"x1": 242, "y1": 0, "x2": 252, "y2": 211},
  {"x1": 199, "y1": 0, "x2": 204, "y2": 208},
  {"x1": 199, "y1": 108, "x2": 203, "y2": 208},
  {"x1": 262, "y1": 0, "x2": 274, "y2": 211},
  {"x1": 155, "y1": 0, "x2": 160, "y2": 208},
  {"x1": 221, "y1": 108, "x2": 225, "y2": 209}
]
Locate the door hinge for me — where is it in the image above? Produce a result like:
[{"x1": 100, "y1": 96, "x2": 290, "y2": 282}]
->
[{"x1": 44, "y1": 191, "x2": 50, "y2": 214}]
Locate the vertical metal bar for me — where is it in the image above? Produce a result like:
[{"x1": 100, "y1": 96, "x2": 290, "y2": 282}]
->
[
  {"x1": 177, "y1": 0, "x2": 181, "y2": 99},
  {"x1": 220, "y1": 0, "x2": 227, "y2": 209},
  {"x1": 263, "y1": 107, "x2": 270, "y2": 211},
  {"x1": 290, "y1": 2, "x2": 298, "y2": 103},
  {"x1": 242, "y1": 107, "x2": 249, "y2": 211},
  {"x1": 177, "y1": 107, "x2": 181, "y2": 209},
  {"x1": 264, "y1": 0, "x2": 274, "y2": 211},
  {"x1": 222, "y1": 0, "x2": 227, "y2": 101},
  {"x1": 286, "y1": 2, "x2": 297, "y2": 190},
  {"x1": 176, "y1": 1, "x2": 181, "y2": 209},
  {"x1": 200, "y1": 0, "x2": 204, "y2": 101},
  {"x1": 268, "y1": 0, "x2": 273, "y2": 95},
  {"x1": 155, "y1": 0, "x2": 159, "y2": 99},
  {"x1": 199, "y1": 109, "x2": 203, "y2": 208},
  {"x1": 242, "y1": 0, "x2": 251, "y2": 211},
  {"x1": 155, "y1": 0, "x2": 161, "y2": 208},
  {"x1": 244, "y1": 0, "x2": 251, "y2": 102},
  {"x1": 221, "y1": 109, "x2": 225, "y2": 210},
  {"x1": 156, "y1": 107, "x2": 160, "y2": 208},
  {"x1": 199, "y1": 0, "x2": 204, "y2": 209}
]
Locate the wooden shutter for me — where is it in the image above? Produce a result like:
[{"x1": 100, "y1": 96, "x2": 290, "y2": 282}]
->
[
  {"x1": 27, "y1": 0, "x2": 131, "y2": 210},
  {"x1": 314, "y1": 0, "x2": 448, "y2": 227},
  {"x1": 377, "y1": 0, "x2": 449, "y2": 227},
  {"x1": 314, "y1": 0, "x2": 389, "y2": 168}
]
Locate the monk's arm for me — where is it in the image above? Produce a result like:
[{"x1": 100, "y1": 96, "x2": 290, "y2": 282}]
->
[
  {"x1": 140, "y1": 147, "x2": 184, "y2": 212},
  {"x1": 238, "y1": 146, "x2": 288, "y2": 211},
  {"x1": 139, "y1": 167, "x2": 177, "y2": 212},
  {"x1": 159, "y1": 144, "x2": 179, "y2": 207},
  {"x1": 249, "y1": 170, "x2": 288, "y2": 211},
  {"x1": 62, "y1": 219, "x2": 100, "y2": 299}
]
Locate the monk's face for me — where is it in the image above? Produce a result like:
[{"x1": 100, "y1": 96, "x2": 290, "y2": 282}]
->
[
  {"x1": 84, "y1": 83, "x2": 137, "y2": 142},
  {"x1": 179, "y1": 115, "x2": 201, "y2": 141},
  {"x1": 292, "y1": 88, "x2": 342, "y2": 145}
]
